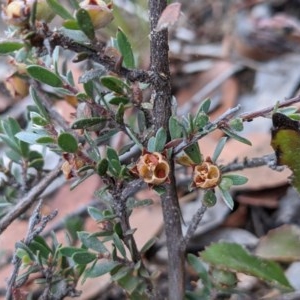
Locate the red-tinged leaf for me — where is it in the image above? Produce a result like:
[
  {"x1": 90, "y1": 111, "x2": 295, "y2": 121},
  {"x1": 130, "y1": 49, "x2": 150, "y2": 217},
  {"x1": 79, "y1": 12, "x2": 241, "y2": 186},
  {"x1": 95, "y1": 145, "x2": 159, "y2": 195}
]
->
[
  {"x1": 271, "y1": 113, "x2": 300, "y2": 194},
  {"x1": 155, "y1": 3, "x2": 182, "y2": 32}
]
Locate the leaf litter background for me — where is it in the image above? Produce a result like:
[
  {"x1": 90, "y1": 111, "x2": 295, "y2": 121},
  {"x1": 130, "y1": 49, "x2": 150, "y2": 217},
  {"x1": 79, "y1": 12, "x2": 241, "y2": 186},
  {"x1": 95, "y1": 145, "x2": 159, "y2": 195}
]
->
[{"x1": 1, "y1": 0, "x2": 300, "y2": 299}]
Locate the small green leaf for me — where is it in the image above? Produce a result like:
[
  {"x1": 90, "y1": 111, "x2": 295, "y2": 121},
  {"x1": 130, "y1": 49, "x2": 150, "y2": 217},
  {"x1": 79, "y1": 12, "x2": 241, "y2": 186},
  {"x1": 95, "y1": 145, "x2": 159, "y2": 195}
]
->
[
  {"x1": 106, "y1": 146, "x2": 119, "y2": 163},
  {"x1": 87, "y1": 206, "x2": 105, "y2": 222},
  {"x1": 229, "y1": 118, "x2": 244, "y2": 132},
  {"x1": 59, "y1": 246, "x2": 86, "y2": 257},
  {"x1": 222, "y1": 174, "x2": 248, "y2": 186},
  {"x1": 96, "y1": 158, "x2": 109, "y2": 176},
  {"x1": 147, "y1": 136, "x2": 156, "y2": 152},
  {"x1": 63, "y1": 19, "x2": 80, "y2": 30},
  {"x1": 154, "y1": 127, "x2": 167, "y2": 152},
  {"x1": 199, "y1": 98, "x2": 211, "y2": 114},
  {"x1": 116, "y1": 103, "x2": 125, "y2": 124},
  {"x1": 201, "y1": 242, "x2": 293, "y2": 291},
  {"x1": 27, "y1": 65, "x2": 63, "y2": 87},
  {"x1": 109, "y1": 96, "x2": 130, "y2": 105},
  {"x1": 113, "y1": 233, "x2": 127, "y2": 259},
  {"x1": 30, "y1": 112, "x2": 49, "y2": 126},
  {"x1": 78, "y1": 231, "x2": 108, "y2": 253},
  {"x1": 73, "y1": 251, "x2": 97, "y2": 264},
  {"x1": 57, "y1": 132, "x2": 78, "y2": 153},
  {"x1": 219, "y1": 177, "x2": 233, "y2": 191},
  {"x1": 46, "y1": 0, "x2": 74, "y2": 19},
  {"x1": 212, "y1": 137, "x2": 227, "y2": 162},
  {"x1": 0, "y1": 134, "x2": 20, "y2": 155},
  {"x1": 36, "y1": 136, "x2": 56, "y2": 144},
  {"x1": 28, "y1": 151, "x2": 44, "y2": 170},
  {"x1": 194, "y1": 112, "x2": 209, "y2": 130},
  {"x1": 116, "y1": 28, "x2": 135, "y2": 68},
  {"x1": 218, "y1": 188, "x2": 234, "y2": 210},
  {"x1": 169, "y1": 116, "x2": 183, "y2": 140},
  {"x1": 184, "y1": 143, "x2": 202, "y2": 164},
  {"x1": 76, "y1": 8, "x2": 95, "y2": 40},
  {"x1": 222, "y1": 128, "x2": 252, "y2": 146},
  {"x1": 29, "y1": 240, "x2": 51, "y2": 259},
  {"x1": 30, "y1": 87, "x2": 50, "y2": 121},
  {"x1": 101, "y1": 76, "x2": 130, "y2": 95},
  {"x1": 202, "y1": 190, "x2": 217, "y2": 207},
  {"x1": 140, "y1": 237, "x2": 157, "y2": 254},
  {"x1": 15, "y1": 132, "x2": 42, "y2": 144},
  {"x1": 153, "y1": 185, "x2": 166, "y2": 195},
  {"x1": 86, "y1": 261, "x2": 119, "y2": 278},
  {"x1": 0, "y1": 41, "x2": 24, "y2": 54},
  {"x1": 71, "y1": 117, "x2": 106, "y2": 129}
]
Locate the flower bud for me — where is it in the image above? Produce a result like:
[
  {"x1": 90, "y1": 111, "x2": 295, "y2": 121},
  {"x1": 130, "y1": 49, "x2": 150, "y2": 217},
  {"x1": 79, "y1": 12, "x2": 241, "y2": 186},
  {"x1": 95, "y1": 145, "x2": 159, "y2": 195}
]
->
[
  {"x1": 79, "y1": 0, "x2": 113, "y2": 29},
  {"x1": 2, "y1": 0, "x2": 55, "y2": 27},
  {"x1": 1, "y1": 0, "x2": 30, "y2": 26},
  {"x1": 4, "y1": 73, "x2": 29, "y2": 99},
  {"x1": 131, "y1": 150, "x2": 170, "y2": 185},
  {"x1": 27, "y1": 0, "x2": 55, "y2": 22},
  {"x1": 193, "y1": 160, "x2": 221, "y2": 189}
]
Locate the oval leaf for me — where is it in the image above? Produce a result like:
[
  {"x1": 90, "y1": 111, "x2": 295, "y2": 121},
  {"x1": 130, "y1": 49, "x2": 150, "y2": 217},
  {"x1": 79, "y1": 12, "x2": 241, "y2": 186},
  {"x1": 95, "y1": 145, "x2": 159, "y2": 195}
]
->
[
  {"x1": 57, "y1": 132, "x2": 78, "y2": 153},
  {"x1": 101, "y1": 76, "x2": 129, "y2": 95},
  {"x1": 86, "y1": 261, "x2": 119, "y2": 278},
  {"x1": 71, "y1": 117, "x2": 106, "y2": 129},
  {"x1": 78, "y1": 231, "x2": 108, "y2": 253},
  {"x1": 154, "y1": 127, "x2": 167, "y2": 152},
  {"x1": 76, "y1": 8, "x2": 95, "y2": 40},
  {"x1": 46, "y1": 0, "x2": 74, "y2": 19},
  {"x1": 116, "y1": 28, "x2": 135, "y2": 68},
  {"x1": 73, "y1": 251, "x2": 96, "y2": 264},
  {"x1": 0, "y1": 41, "x2": 24, "y2": 54},
  {"x1": 222, "y1": 174, "x2": 248, "y2": 186},
  {"x1": 27, "y1": 65, "x2": 63, "y2": 87}
]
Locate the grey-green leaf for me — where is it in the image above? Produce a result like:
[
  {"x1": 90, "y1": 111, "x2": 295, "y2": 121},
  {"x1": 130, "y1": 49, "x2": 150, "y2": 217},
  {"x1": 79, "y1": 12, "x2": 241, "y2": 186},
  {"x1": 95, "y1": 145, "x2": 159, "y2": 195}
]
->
[
  {"x1": 57, "y1": 132, "x2": 78, "y2": 153},
  {"x1": 218, "y1": 188, "x2": 234, "y2": 210},
  {"x1": 86, "y1": 261, "x2": 119, "y2": 278},
  {"x1": 212, "y1": 137, "x2": 227, "y2": 162},
  {"x1": 116, "y1": 28, "x2": 135, "y2": 68},
  {"x1": 169, "y1": 116, "x2": 183, "y2": 140},
  {"x1": 73, "y1": 251, "x2": 97, "y2": 264},
  {"x1": 222, "y1": 174, "x2": 248, "y2": 186},
  {"x1": 71, "y1": 117, "x2": 107, "y2": 129},
  {"x1": 222, "y1": 128, "x2": 252, "y2": 146},
  {"x1": 154, "y1": 127, "x2": 167, "y2": 152},
  {"x1": 27, "y1": 65, "x2": 63, "y2": 87},
  {"x1": 0, "y1": 41, "x2": 24, "y2": 54},
  {"x1": 46, "y1": 0, "x2": 74, "y2": 19},
  {"x1": 76, "y1": 8, "x2": 95, "y2": 40},
  {"x1": 78, "y1": 231, "x2": 108, "y2": 253},
  {"x1": 101, "y1": 76, "x2": 130, "y2": 95}
]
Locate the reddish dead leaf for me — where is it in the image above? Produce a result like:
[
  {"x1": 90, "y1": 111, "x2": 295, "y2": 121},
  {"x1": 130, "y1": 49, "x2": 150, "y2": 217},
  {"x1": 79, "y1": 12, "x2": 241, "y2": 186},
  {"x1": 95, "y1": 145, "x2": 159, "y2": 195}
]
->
[{"x1": 156, "y1": 3, "x2": 181, "y2": 32}]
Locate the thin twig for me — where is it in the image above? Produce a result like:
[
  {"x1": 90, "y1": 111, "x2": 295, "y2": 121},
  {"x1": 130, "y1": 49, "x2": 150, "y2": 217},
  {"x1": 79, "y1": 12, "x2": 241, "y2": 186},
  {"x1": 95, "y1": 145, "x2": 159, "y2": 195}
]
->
[
  {"x1": 221, "y1": 153, "x2": 278, "y2": 173},
  {"x1": 182, "y1": 205, "x2": 207, "y2": 248},
  {"x1": 41, "y1": 28, "x2": 151, "y2": 83},
  {"x1": 6, "y1": 200, "x2": 58, "y2": 300},
  {"x1": 240, "y1": 94, "x2": 300, "y2": 121},
  {"x1": 0, "y1": 161, "x2": 63, "y2": 235}
]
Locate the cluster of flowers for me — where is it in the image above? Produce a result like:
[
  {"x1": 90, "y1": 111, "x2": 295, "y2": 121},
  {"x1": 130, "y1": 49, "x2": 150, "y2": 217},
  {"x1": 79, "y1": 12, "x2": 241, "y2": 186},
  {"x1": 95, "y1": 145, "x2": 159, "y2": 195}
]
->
[{"x1": 131, "y1": 149, "x2": 221, "y2": 190}]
